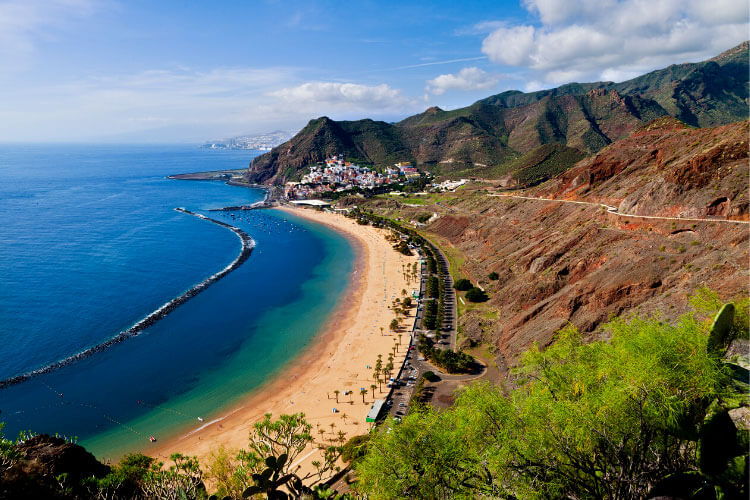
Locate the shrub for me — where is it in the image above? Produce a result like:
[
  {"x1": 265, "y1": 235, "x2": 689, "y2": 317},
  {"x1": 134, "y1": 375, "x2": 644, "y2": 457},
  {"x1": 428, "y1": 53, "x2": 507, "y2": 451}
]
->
[
  {"x1": 454, "y1": 278, "x2": 473, "y2": 291},
  {"x1": 465, "y1": 287, "x2": 488, "y2": 302},
  {"x1": 342, "y1": 434, "x2": 370, "y2": 464},
  {"x1": 488, "y1": 272, "x2": 499, "y2": 280},
  {"x1": 356, "y1": 308, "x2": 741, "y2": 499}
]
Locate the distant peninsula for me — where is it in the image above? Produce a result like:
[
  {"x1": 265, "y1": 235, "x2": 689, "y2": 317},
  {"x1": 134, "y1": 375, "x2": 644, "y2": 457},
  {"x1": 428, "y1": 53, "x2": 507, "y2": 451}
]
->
[{"x1": 201, "y1": 130, "x2": 293, "y2": 150}]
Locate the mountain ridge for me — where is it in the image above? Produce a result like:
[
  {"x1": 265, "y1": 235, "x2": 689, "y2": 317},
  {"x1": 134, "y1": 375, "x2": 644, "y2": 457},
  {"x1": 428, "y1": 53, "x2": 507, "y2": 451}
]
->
[{"x1": 247, "y1": 42, "x2": 749, "y2": 185}]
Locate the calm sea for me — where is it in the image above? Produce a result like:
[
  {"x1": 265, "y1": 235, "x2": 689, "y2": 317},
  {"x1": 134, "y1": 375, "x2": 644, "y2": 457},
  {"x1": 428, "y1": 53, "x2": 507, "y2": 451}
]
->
[{"x1": 0, "y1": 144, "x2": 353, "y2": 458}]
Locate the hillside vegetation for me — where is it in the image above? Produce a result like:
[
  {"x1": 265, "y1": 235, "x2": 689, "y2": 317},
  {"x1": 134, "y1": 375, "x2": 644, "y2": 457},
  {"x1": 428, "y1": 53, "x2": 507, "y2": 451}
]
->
[
  {"x1": 247, "y1": 42, "x2": 748, "y2": 185},
  {"x1": 355, "y1": 295, "x2": 749, "y2": 499}
]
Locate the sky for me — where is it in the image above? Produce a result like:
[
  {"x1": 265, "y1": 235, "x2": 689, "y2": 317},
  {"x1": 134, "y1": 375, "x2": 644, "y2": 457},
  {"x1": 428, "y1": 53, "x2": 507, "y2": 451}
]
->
[{"x1": 0, "y1": 0, "x2": 747, "y2": 143}]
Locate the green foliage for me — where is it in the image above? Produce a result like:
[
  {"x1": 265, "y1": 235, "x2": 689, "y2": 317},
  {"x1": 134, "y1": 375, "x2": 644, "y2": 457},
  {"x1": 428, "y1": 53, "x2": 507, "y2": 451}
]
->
[
  {"x1": 418, "y1": 334, "x2": 475, "y2": 373},
  {"x1": 422, "y1": 371, "x2": 439, "y2": 382},
  {"x1": 689, "y1": 287, "x2": 749, "y2": 340},
  {"x1": 465, "y1": 287, "x2": 488, "y2": 303},
  {"x1": 142, "y1": 453, "x2": 207, "y2": 500},
  {"x1": 422, "y1": 300, "x2": 438, "y2": 330},
  {"x1": 204, "y1": 446, "x2": 254, "y2": 499},
  {"x1": 393, "y1": 240, "x2": 412, "y2": 255},
  {"x1": 708, "y1": 303, "x2": 736, "y2": 354},
  {"x1": 357, "y1": 308, "x2": 745, "y2": 499},
  {"x1": 426, "y1": 276, "x2": 440, "y2": 298},
  {"x1": 488, "y1": 271, "x2": 499, "y2": 280},
  {"x1": 84, "y1": 452, "x2": 154, "y2": 499},
  {"x1": 453, "y1": 278, "x2": 472, "y2": 291},
  {"x1": 416, "y1": 212, "x2": 432, "y2": 223},
  {"x1": 0, "y1": 423, "x2": 21, "y2": 473},
  {"x1": 238, "y1": 413, "x2": 344, "y2": 498},
  {"x1": 341, "y1": 434, "x2": 370, "y2": 464},
  {"x1": 508, "y1": 144, "x2": 586, "y2": 187}
]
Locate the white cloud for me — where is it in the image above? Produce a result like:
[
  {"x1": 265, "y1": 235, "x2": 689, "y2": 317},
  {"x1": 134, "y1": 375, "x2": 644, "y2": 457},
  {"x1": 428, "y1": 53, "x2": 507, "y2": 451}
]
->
[
  {"x1": 482, "y1": 0, "x2": 749, "y2": 87},
  {"x1": 0, "y1": 66, "x2": 303, "y2": 141},
  {"x1": 426, "y1": 67, "x2": 501, "y2": 95},
  {"x1": 268, "y1": 81, "x2": 415, "y2": 113},
  {"x1": 482, "y1": 25, "x2": 536, "y2": 66},
  {"x1": 0, "y1": 71, "x2": 420, "y2": 141},
  {"x1": 0, "y1": 0, "x2": 100, "y2": 70}
]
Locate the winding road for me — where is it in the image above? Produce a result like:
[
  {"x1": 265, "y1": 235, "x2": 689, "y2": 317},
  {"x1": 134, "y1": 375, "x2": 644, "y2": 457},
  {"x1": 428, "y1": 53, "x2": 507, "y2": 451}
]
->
[{"x1": 489, "y1": 193, "x2": 749, "y2": 225}]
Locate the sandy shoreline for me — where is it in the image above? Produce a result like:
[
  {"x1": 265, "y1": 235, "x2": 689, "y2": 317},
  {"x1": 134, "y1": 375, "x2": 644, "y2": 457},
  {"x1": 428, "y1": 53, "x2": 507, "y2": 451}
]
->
[{"x1": 148, "y1": 206, "x2": 418, "y2": 476}]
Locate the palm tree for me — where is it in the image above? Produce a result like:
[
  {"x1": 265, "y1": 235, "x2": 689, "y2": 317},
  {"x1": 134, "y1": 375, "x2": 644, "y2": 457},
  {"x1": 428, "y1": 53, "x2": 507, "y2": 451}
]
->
[
  {"x1": 333, "y1": 389, "x2": 340, "y2": 403},
  {"x1": 341, "y1": 412, "x2": 348, "y2": 424},
  {"x1": 370, "y1": 384, "x2": 377, "y2": 398},
  {"x1": 360, "y1": 388, "x2": 367, "y2": 403}
]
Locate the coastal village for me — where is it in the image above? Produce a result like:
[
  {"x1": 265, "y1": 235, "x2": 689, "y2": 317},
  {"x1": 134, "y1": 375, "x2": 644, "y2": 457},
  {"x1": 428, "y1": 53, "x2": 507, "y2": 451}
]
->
[{"x1": 283, "y1": 155, "x2": 422, "y2": 200}]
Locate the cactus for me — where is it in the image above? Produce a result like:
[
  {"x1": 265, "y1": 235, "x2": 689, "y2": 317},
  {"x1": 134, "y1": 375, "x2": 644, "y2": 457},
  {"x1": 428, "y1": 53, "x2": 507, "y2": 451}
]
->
[{"x1": 707, "y1": 303, "x2": 735, "y2": 354}]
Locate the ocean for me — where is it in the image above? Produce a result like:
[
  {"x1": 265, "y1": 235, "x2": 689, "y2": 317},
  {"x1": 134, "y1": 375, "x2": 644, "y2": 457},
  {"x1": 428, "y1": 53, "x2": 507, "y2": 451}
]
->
[{"x1": 0, "y1": 144, "x2": 354, "y2": 458}]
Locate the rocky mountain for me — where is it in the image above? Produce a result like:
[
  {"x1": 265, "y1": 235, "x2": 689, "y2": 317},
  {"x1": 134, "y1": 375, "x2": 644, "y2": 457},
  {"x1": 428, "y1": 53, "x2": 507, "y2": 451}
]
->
[
  {"x1": 247, "y1": 42, "x2": 748, "y2": 185},
  {"x1": 349, "y1": 117, "x2": 748, "y2": 371},
  {"x1": 535, "y1": 117, "x2": 749, "y2": 219}
]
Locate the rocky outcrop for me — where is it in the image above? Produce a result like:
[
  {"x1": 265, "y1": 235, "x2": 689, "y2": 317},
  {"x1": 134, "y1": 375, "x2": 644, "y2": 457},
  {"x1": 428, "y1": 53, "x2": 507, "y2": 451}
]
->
[{"x1": 1, "y1": 435, "x2": 110, "y2": 499}]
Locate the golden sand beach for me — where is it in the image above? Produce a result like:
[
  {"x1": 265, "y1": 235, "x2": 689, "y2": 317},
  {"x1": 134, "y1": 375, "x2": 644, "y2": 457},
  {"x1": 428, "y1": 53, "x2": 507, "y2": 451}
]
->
[{"x1": 149, "y1": 206, "x2": 418, "y2": 477}]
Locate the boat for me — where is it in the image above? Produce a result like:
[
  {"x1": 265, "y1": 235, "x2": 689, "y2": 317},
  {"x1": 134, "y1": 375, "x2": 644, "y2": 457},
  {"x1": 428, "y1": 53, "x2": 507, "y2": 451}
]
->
[
  {"x1": 197, "y1": 417, "x2": 204, "y2": 422},
  {"x1": 149, "y1": 436, "x2": 157, "y2": 442}
]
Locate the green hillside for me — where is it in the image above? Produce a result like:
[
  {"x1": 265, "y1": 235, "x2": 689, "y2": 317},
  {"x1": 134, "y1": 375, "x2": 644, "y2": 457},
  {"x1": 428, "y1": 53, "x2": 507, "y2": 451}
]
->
[{"x1": 247, "y1": 42, "x2": 749, "y2": 185}]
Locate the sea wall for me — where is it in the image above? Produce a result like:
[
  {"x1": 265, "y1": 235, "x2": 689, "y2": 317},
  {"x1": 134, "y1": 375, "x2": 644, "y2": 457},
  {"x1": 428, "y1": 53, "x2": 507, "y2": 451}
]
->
[{"x1": 0, "y1": 209, "x2": 255, "y2": 389}]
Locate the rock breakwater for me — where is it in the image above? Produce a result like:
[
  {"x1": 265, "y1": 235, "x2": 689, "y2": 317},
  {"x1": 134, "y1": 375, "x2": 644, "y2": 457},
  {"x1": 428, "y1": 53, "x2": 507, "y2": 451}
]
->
[{"x1": 0, "y1": 209, "x2": 255, "y2": 389}]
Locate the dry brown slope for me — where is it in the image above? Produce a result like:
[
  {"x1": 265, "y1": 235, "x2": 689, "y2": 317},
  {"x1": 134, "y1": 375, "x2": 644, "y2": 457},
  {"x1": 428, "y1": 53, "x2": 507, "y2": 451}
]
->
[
  {"x1": 535, "y1": 118, "x2": 749, "y2": 220},
  {"x1": 356, "y1": 119, "x2": 748, "y2": 372}
]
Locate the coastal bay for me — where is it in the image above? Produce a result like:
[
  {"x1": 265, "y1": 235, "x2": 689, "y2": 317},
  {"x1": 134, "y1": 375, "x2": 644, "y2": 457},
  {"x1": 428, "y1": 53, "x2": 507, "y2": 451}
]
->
[
  {"x1": 147, "y1": 206, "x2": 419, "y2": 476},
  {"x1": 0, "y1": 145, "x2": 360, "y2": 461}
]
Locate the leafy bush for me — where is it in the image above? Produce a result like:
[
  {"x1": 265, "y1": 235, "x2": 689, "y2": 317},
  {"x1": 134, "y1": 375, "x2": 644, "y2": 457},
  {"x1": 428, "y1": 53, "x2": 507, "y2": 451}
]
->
[
  {"x1": 465, "y1": 287, "x2": 488, "y2": 302},
  {"x1": 341, "y1": 434, "x2": 370, "y2": 464},
  {"x1": 356, "y1": 306, "x2": 746, "y2": 499},
  {"x1": 454, "y1": 278, "x2": 472, "y2": 291},
  {"x1": 488, "y1": 272, "x2": 499, "y2": 280}
]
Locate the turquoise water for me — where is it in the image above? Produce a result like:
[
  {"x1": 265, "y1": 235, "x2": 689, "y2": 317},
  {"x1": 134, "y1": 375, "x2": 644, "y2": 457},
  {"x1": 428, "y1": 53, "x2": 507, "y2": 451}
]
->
[{"x1": 0, "y1": 145, "x2": 353, "y2": 458}]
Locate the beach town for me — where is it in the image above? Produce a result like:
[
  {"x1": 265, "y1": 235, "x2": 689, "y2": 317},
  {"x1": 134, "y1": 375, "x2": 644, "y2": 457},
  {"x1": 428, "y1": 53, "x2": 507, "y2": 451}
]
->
[{"x1": 283, "y1": 156, "x2": 421, "y2": 200}]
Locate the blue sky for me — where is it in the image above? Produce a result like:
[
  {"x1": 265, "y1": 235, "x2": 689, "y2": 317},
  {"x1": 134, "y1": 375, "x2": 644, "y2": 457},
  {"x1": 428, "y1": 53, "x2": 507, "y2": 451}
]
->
[{"x1": 0, "y1": 0, "x2": 747, "y2": 142}]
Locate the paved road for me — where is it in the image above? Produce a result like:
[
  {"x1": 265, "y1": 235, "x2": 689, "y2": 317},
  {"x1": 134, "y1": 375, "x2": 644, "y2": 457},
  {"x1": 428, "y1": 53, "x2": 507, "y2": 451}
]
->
[
  {"x1": 431, "y1": 244, "x2": 458, "y2": 350},
  {"x1": 381, "y1": 236, "x2": 465, "y2": 420},
  {"x1": 490, "y1": 193, "x2": 749, "y2": 225}
]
